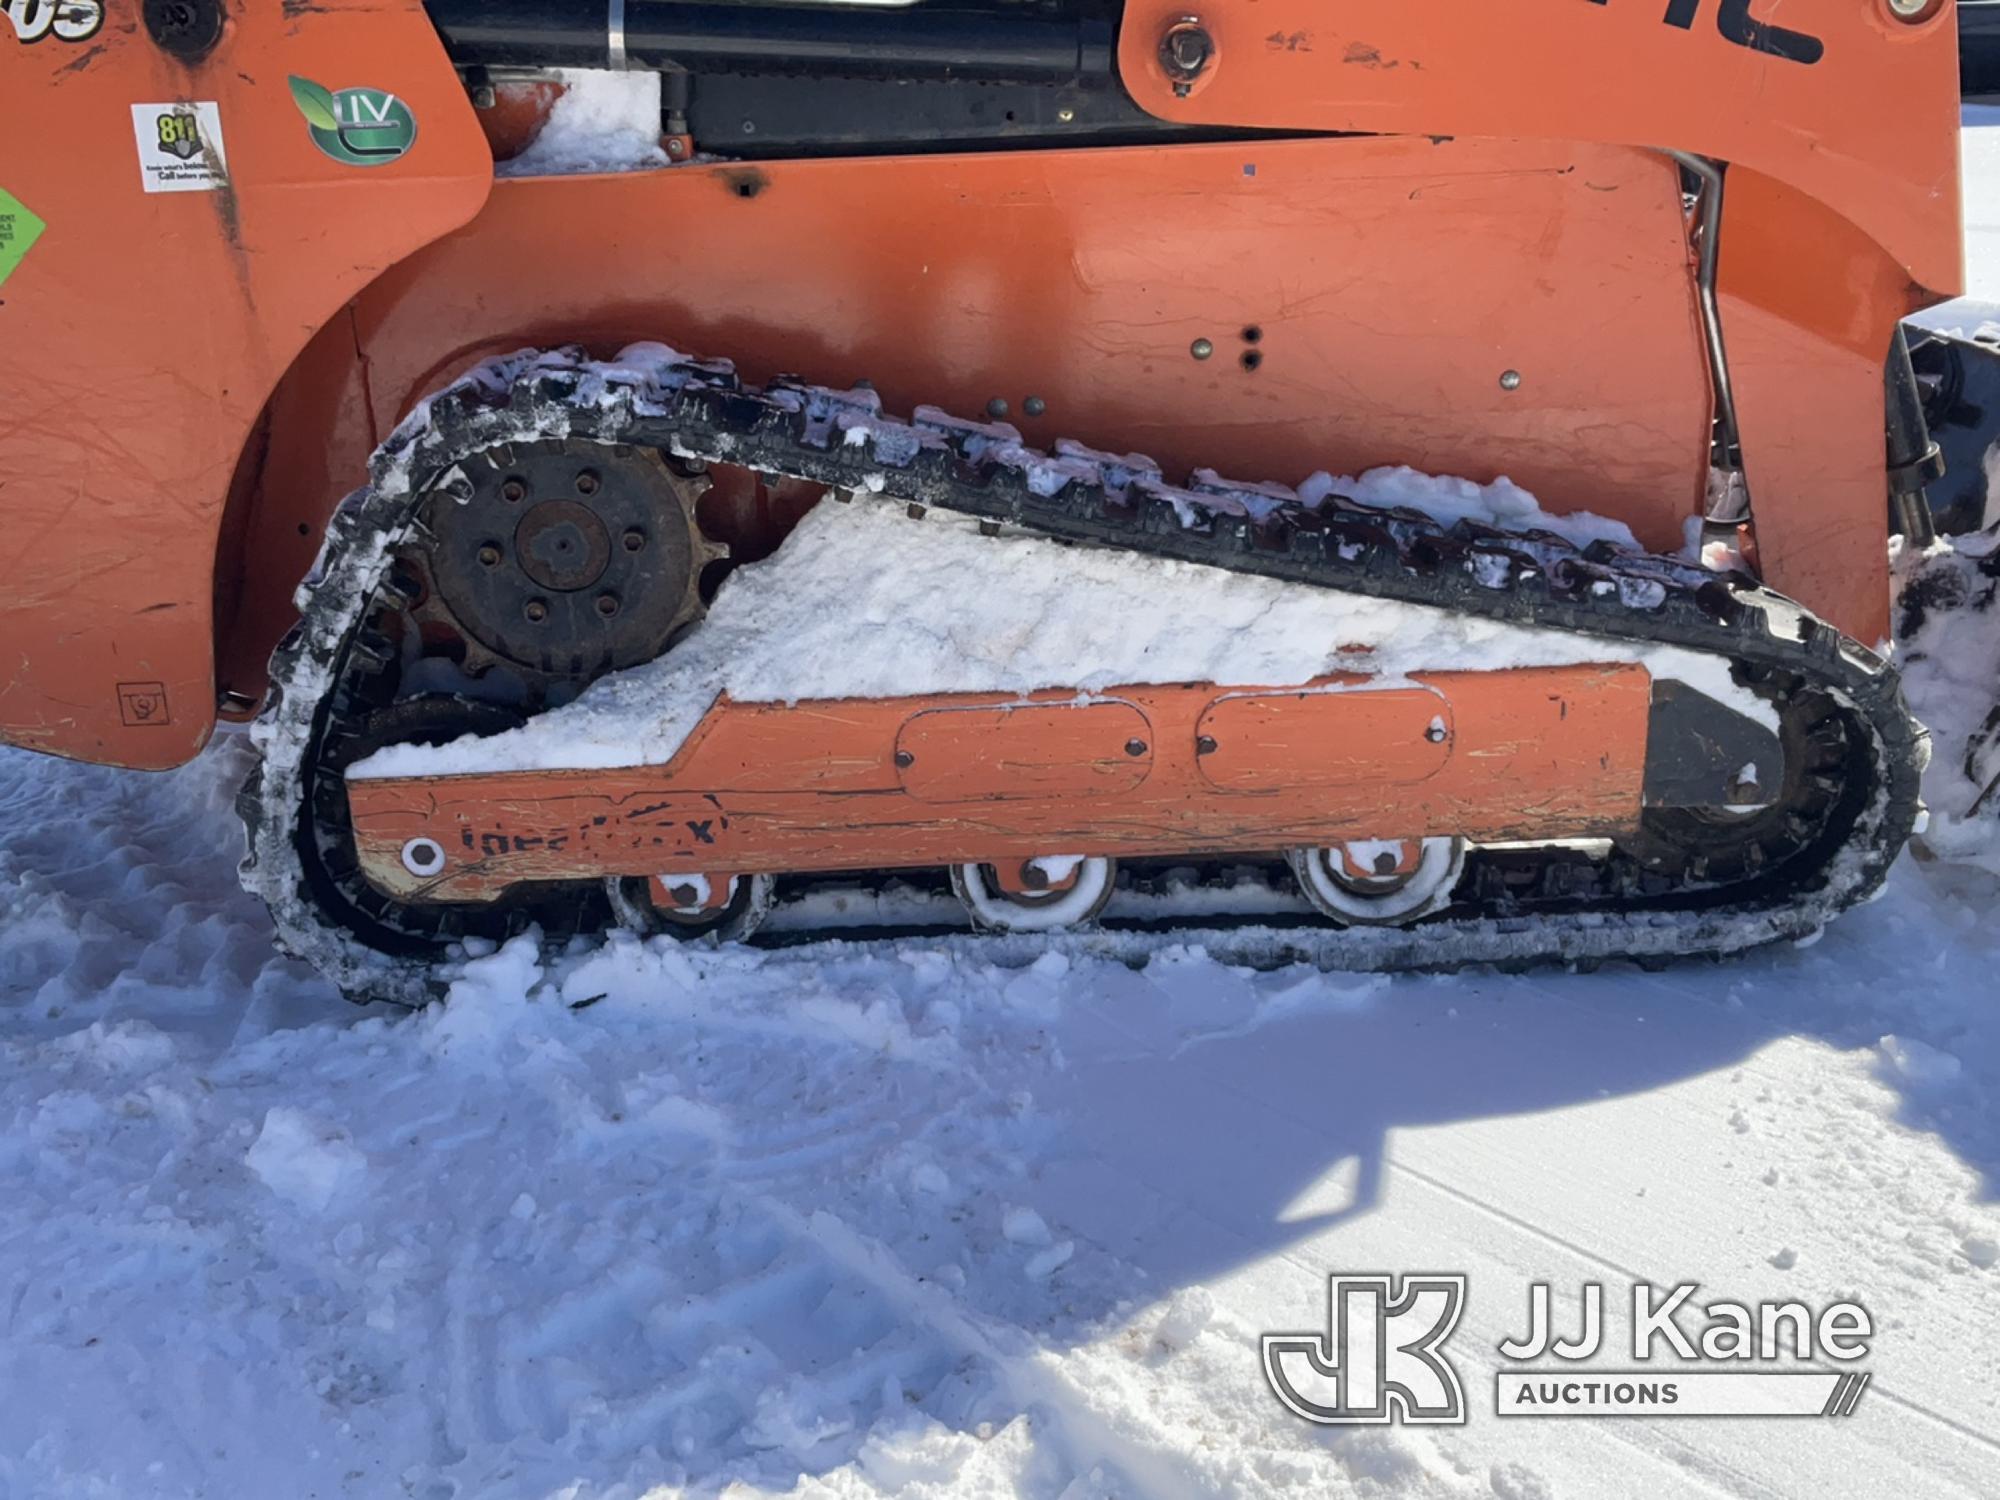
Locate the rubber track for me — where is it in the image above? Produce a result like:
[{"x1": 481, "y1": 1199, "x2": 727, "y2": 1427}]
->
[{"x1": 238, "y1": 348, "x2": 1924, "y2": 1005}]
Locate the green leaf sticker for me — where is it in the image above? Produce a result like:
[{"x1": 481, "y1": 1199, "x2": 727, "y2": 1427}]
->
[
  {"x1": 0, "y1": 189, "x2": 47, "y2": 291},
  {"x1": 287, "y1": 75, "x2": 342, "y2": 133},
  {"x1": 288, "y1": 74, "x2": 418, "y2": 168}
]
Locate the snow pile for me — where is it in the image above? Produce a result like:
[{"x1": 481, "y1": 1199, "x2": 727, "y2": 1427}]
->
[
  {"x1": 1298, "y1": 464, "x2": 1641, "y2": 551},
  {"x1": 246, "y1": 1106, "x2": 368, "y2": 1212},
  {"x1": 499, "y1": 69, "x2": 669, "y2": 178},
  {"x1": 1894, "y1": 528, "x2": 2000, "y2": 874},
  {"x1": 6, "y1": 734, "x2": 2000, "y2": 1497},
  {"x1": 351, "y1": 495, "x2": 1760, "y2": 779}
]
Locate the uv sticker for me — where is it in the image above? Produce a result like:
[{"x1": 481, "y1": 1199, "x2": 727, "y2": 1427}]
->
[
  {"x1": 130, "y1": 102, "x2": 229, "y2": 194},
  {"x1": 0, "y1": 188, "x2": 46, "y2": 289},
  {"x1": 287, "y1": 76, "x2": 418, "y2": 167}
]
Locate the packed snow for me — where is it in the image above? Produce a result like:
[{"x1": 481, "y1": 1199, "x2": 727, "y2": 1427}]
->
[
  {"x1": 498, "y1": 70, "x2": 671, "y2": 179},
  {"x1": 9, "y1": 106, "x2": 2000, "y2": 1500},
  {"x1": 349, "y1": 497, "x2": 1762, "y2": 780},
  {"x1": 6, "y1": 730, "x2": 2000, "y2": 1498},
  {"x1": 1896, "y1": 530, "x2": 2000, "y2": 874}
]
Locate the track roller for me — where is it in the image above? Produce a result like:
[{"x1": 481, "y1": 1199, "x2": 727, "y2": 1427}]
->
[
  {"x1": 1285, "y1": 838, "x2": 1467, "y2": 925},
  {"x1": 950, "y1": 856, "x2": 1118, "y2": 932}
]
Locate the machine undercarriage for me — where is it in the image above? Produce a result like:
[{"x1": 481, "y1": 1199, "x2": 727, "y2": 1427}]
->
[
  {"x1": 1, "y1": 0, "x2": 1969, "y2": 1005},
  {"x1": 238, "y1": 348, "x2": 1917, "y2": 1005}
]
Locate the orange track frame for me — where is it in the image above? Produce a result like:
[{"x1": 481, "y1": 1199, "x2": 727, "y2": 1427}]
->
[{"x1": 344, "y1": 665, "x2": 1652, "y2": 901}]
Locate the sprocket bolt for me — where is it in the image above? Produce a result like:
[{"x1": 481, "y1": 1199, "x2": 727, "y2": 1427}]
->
[{"x1": 524, "y1": 598, "x2": 549, "y2": 623}]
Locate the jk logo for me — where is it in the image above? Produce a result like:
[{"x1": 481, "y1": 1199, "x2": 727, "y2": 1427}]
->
[{"x1": 1261, "y1": 1273, "x2": 1468, "y2": 1425}]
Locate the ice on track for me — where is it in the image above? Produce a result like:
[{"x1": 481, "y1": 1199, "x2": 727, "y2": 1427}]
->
[
  {"x1": 1895, "y1": 528, "x2": 2000, "y2": 874},
  {"x1": 350, "y1": 495, "x2": 1763, "y2": 780},
  {"x1": 1298, "y1": 465, "x2": 1640, "y2": 551}
]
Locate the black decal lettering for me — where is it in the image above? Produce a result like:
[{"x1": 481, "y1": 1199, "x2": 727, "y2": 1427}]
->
[
  {"x1": 686, "y1": 819, "x2": 715, "y2": 844},
  {"x1": 1717, "y1": 0, "x2": 1823, "y2": 64},
  {"x1": 1662, "y1": 0, "x2": 1698, "y2": 29}
]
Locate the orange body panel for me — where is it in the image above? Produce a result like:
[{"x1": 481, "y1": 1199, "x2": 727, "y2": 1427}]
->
[
  {"x1": 0, "y1": 0, "x2": 1962, "y2": 770},
  {"x1": 0, "y1": 0, "x2": 490, "y2": 767},
  {"x1": 1720, "y1": 166, "x2": 1929, "y2": 641},
  {"x1": 344, "y1": 665, "x2": 1651, "y2": 902},
  {"x1": 1116, "y1": 0, "x2": 1962, "y2": 294},
  {"x1": 216, "y1": 134, "x2": 1719, "y2": 705}
]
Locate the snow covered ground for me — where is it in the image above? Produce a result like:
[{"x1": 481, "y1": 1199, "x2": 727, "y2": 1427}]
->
[
  {"x1": 9, "y1": 122, "x2": 2000, "y2": 1500},
  {"x1": 5, "y1": 734, "x2": 2000, "y2": 1499}
]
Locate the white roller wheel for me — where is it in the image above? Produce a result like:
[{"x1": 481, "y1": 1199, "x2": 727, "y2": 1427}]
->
[
  {"x1": 950, "y1": 857, "x2": 1118, "y2": 933},
  {"x1": 1286, "y1": 838, "x2": 1466, "y2": 926},
  {"x1": 603, "y1": 874, "x2": 775, "y2": 942}
]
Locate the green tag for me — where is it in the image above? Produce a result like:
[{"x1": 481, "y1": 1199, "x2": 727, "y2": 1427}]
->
[{"x1": 0, "y1": 189, "x2": 46, "y2": 290}]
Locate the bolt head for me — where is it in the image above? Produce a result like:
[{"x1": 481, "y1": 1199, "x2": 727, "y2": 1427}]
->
[
  {"x1": 1160, "y1": 21, "x2": 1215, "y2": 84},
  {"x1": 1499, "y1": 369, "x2": 1523, "y2": 391},
  {"x1": 1190, "y1": 338, "x2": 1214, "y2": 360},
  {"x1": 1885, "y1": 0, "x2": 1928, "y2": 15},
  {"x1": 1124, "y1": 738, "x2": 1149, "y2": 757},
  {"x1": 622, "y1": 528, "x2": 646, "y2": 552},
  {"x1": 477, "y1": 544, "x2": 502, "y2": 567},
  {"x1": 400, "y1": 837, "x2": 446, "y2": 877},
  {"x1": 596, "y1": 593, "x2": 620, "y2": 617},
  {"x1": 1023, "y1": 396, "x2": 1047, "y2": 417},
  {"x1": 575, "y1": 470, "x2": 601, "y2": 496},
  {"x1": 500, "y1": 478, "x2": 527, "y2": 503},
  {"x1": 524, "y1": 598, "x2": 549, "y2": 623},
  {"x1": 1169, "y1": 29, "x2": 1211, "y2": 70}
]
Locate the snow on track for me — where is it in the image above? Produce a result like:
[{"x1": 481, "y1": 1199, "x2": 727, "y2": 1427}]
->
[
  {"x1": 349, "y1": 497, "x2": 1766, "y2": 781},
  {"x1": 4, "y1": 733, "x2": 1999, "y2": 1499}
]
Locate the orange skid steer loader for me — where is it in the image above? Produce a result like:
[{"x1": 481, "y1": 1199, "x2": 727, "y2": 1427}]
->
[{"x1": 0, "y1": 0, "x2": 1966, "y2": 1002}]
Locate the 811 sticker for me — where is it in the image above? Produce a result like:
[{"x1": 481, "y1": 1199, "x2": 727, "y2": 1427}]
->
[{"x1": 130, "y1": 102, "x2": 228, "y2": 193}]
